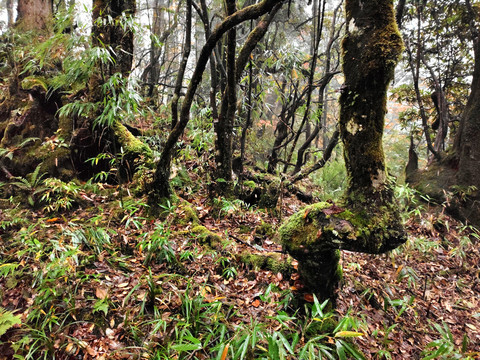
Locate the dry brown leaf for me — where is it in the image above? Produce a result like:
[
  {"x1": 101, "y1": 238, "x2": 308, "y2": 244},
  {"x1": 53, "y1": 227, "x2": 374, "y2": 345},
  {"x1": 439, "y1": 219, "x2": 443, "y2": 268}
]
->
[
  {"x1": 86, "y1": 346, "x2": 97, "y2": 356},
  {"x1": 304, "y1": 293, "x2": 314, "y2": 302},
  {"x1": 322, "y1": 204, "x2": 345, "y2": 216},
  {"x1": 96, "y1": 287, "x2": 108, "y2": 299},
  {"x1": 65, "y1": 343, "x2": 75, "y2": 354}
]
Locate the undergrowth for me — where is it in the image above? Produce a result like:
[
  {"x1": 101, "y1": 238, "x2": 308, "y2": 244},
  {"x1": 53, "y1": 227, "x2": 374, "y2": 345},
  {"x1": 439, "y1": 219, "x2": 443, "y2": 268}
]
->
[{"x1": 0, "y1": 178, "x2": 478, "y2": 359}]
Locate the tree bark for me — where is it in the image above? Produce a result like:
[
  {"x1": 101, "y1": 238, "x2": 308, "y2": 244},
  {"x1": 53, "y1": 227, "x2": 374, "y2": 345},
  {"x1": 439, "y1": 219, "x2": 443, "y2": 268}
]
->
[
  {"x1": 91, "y1": 0, "x2": 135, "y2": 79},
  {"x1": 87, "y1": 0, "x2": 152, "y2": 181},
  {"x1": 16, "y1": 0, "x2": 53, "y2": 31},
  {"x1": 7, "y1": 0, "x2": 14, "y2": 28},
  {"x1": 171, "y1": 0, "x2": 192, "y2": 129},
  {"x1": 340, "y1": 0, "x2": 403, "y2": 205},
  {"x1": 197, "y1": 0, "x2": 219, "y2": 119},
  {"x1": 456, "y1": 15, "x2": 480, "y2": 190},
  {"x1": 214, "y1": 0, "x2": 237, "y2": 192}
]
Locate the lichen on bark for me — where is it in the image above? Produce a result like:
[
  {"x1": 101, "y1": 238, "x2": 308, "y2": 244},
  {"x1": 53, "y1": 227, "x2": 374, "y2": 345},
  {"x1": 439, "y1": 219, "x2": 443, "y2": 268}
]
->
[{"x1": 277, "y1": 0, "x2": 406, "y2": 302}]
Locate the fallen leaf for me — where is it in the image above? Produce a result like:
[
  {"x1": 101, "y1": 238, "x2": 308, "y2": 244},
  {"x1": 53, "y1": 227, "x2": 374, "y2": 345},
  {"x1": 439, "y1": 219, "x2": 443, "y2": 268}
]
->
[
  {"x1": 322, "y1": 204, "x2": 345, "y2": 216},
  {"x1": 96, "y1": 287, "x2": 108, "y2": 299},
  {"x1": 335, "y1": 331, "x2": 365, "y2": 338},
  {"x1": 303, "y1": 209, "x2": 310, "y2": 218},
  {"x1": 65, "y1": 343, "x2": 75, "y2": 354},
  {"x1": 86, "y1": 346, "x2": 97, "y2": 356},
  {"x1": 304, "y1": 293, "x2": 314, "y2": 302},
  {"x1": 117, "y1": 282, "x2": 129, "y2": 288},
  {"x1": 252, "y1": 299, "x2": 261, "y2": 307}
]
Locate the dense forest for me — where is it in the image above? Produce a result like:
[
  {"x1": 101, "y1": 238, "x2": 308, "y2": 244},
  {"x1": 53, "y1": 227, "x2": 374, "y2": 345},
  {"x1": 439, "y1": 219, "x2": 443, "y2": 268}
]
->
[{"x1": 0, "y1": 0, "x2": 479, "y2": 358}]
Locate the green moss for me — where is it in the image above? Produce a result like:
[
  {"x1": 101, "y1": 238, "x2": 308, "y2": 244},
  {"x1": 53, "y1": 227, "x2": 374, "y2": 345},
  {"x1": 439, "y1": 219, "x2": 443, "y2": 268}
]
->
[
  {"x1": 243, "y1": 180, "x2": 256, "y2": 190},
  {"x1": 277, "y1": 202, "x2": 333, "y2": 253},
  {"x1": 259, "y1": 178, "x2": 281, "y2": 208},
  {"x1": 174, "y1": 201, "x2": 199, "y2": 225},
  {"x1": 239, "y1": 252, "x2": 293, "y2": 276},
  {"x1": 112, "y1": 122, "x2": 152, "y2": 159},
  {"x1": 238, "y1": 225, "x2": 251, "y2": 234},
  {"x1": 191, "y1": 225, "x2": 224, "y2": 249},
  {"x1": 255, "y1": 220, "x2": 274, "y2": 238}
]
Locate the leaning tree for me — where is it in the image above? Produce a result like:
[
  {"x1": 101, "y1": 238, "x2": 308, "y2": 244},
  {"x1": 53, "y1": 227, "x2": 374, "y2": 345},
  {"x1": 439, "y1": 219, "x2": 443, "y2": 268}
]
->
[
  {"x1": 150, "y1": 0, "x2": 286, "y2": 201},
  {"x1": 278, "y1": 0, "x2": 406, "y2": 301}
]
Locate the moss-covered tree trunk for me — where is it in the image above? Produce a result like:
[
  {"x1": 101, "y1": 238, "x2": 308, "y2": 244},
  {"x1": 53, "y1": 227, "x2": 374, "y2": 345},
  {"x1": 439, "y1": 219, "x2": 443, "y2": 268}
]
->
[
  {"x1": 86, "y1": 0, "x2": 152, "y2": 180},
  {"x1": 340, "y1": 0, "x2": 403, "y2": 209},
  {"x1": 278, "y1": 0, "x2": 406, "y2": 302}
]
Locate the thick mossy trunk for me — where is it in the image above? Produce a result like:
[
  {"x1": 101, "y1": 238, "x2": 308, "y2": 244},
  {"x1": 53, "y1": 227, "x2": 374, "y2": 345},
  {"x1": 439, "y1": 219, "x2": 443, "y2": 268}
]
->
[
  {"x1": 340, "y1": 0, "x2": 403, "y2": 208},
  {"x1": 278, "y1": 0, "x2": 406, "y2": 302},
  {"x1": 87, "y1": 0, "x2": 152, "y2": 181},
  {"x1": 0, "y1": 88, "x2": 72, "y2": 180}
]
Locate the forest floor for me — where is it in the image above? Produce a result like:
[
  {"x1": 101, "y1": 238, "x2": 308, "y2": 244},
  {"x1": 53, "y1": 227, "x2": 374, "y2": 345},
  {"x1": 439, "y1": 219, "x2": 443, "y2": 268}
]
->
[{"x1": 0, "y1": 171, "x2": 479, "y2": 360}]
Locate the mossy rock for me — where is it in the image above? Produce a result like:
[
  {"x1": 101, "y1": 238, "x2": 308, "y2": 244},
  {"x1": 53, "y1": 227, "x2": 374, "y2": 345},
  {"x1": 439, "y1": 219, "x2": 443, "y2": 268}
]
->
[
  {"x1": 239, "y1": 252, "x2": 293, "y2": 277},
  {"x1": 173, "y1": 200, "x2": 200, "y2": 225},
  {"x1": 191, "y1": 225, "x2": 225, "y2": 249},
  {"x1": 254, "y1": 221, "x2": 275, "y2": 239}
]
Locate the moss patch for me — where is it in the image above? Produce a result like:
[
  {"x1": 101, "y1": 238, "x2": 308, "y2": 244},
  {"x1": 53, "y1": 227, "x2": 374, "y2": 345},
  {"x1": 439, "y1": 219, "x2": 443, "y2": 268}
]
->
[
  {"x1": 254, "y1": 220, "x2": 275, "y2": 238},
  {"x1": 191, "y1": 225, "x2": 225, "y2": 249},
  {"x1": 239, "y1": 252, "x2": 293, "y2": 276},
  {"x1": 173, "y1": 201, "x2": 200, "y2": 226}
]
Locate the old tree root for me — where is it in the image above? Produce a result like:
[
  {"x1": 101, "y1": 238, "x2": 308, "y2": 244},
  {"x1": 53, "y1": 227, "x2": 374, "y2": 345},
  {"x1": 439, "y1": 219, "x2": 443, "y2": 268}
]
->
[{"x1": 277, "y1": 201, "x2": 406, "y2": 301}]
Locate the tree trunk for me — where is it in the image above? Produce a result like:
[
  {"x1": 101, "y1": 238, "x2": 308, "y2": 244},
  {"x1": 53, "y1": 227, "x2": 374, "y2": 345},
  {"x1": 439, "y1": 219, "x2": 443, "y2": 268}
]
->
[
  {"x1": 171, "y1": 0, "x2": 192, "y2": 129},
  {"x1": 91, "y1": 0, "x2": 135, "y2": 82},
  {"x1": 214, "y1": 3, "x2": 281, "y2": 192},
  {"x1": 87, "y1": 0, "x2": 152, "y2": 181},
  {"x1": 456, "y1": 28, "x2": 480, "y2": 190},
  {"x1": 214, "y1": 0, "x2": 237, "y2": 192},
  {"x1": 16, "y1": 0, "x2": 53, "y2": 31},
  {"x1": 197, "y1": 0, "x2": 219, "y2": 119},
  {"x1": 7, "y1": 0, "x2": 14, "y2": 28},
  {"x1": 340, "y1": 0, "x2": 403, "y2": 206},
  {"x1": 278, "y1": 0, "x2": 406, "y2": 302}
]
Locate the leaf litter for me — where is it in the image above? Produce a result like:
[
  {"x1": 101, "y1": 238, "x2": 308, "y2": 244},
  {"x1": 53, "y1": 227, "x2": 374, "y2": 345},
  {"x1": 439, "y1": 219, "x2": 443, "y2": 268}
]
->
[{"x1": 0, "y1": 183, "x2": 478, "y2": 359}]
